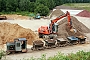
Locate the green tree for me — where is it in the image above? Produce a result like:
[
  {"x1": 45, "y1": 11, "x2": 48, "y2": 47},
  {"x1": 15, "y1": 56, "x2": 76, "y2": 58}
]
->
[
  {"x1": 6, "y1": 0, "x2": 18, "y2": 12},
  {"x1": 53, "y1": 0, "x2": 64, "y2": 6},
  {"x1": 34, "y1": 4, "x2": 49, "y2": 16},
  {"x1": 36, "y1": 0, "x2": 55, "y2": 9},
  {"x1": 29, "y1": 2, "x2": 35, "y2": 12},
  {"x1": 0, "y1": 0, "x2": 2, "y2": 11},
  {"x1": 46, "y1": 0, "x2": 55, "y2": 9},
  {"x1": 19, "y1": 0, "x2": 30, "y2": 11},
  {"x1": 30, "y1": 0, "x2": 36, "y2": 2},
  {"x1": 35, "y1": 0, "x2": 47, "y2": 6},
  {"x1": 0, "y1": 0, "x2": 6, "y2": 12}
]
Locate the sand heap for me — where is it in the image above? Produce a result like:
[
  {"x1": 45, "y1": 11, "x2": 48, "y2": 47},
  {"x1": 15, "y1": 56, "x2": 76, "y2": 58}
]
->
[
  {"x1": 57, "y1": 16, "x2": 90, "y2": 39},
  {"x1": 0, "y1": 22, "x2": 39, "y2": 45},
  {"x1": 76, "y1": 10, "x2": 90, "y2": 18},
  {"x1": 50, "y1": 9, "x2": 64, "y2": 18}
]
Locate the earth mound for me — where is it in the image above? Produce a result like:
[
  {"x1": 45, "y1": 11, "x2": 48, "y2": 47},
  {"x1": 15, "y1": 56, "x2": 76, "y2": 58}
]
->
[
  {"x1": 0, "y1": 22, "x2": 39, "y2": 45},
  {"x1": 57, "y1": 16, "x2": 90, "y2": 39}
]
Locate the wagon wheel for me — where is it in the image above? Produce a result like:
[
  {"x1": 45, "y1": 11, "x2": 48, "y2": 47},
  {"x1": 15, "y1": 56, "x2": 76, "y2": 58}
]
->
[
  {"x1": 31, "y1": 47, "x2": 35, "y2": 51},
  {"x1": 64, "y1": 42, "x2": 68, "y2": 46},
  {"x1": 63, "y1": 43, "x2": 67, "y2": 47},
  {"x1": 42, "y1": 47, "x2": 45, "y2": 50},
  {"x1": 45, "y1": 44, "x2": 48, "y2": 49},
  {"x1": 52, "y1": 45, "x2": 56, "y2": 48},
  {"x1": 12, "y1": 51, "x2": 15, "y2": 54},
  {"x1": 31, "y1": 47, "x2": 33, "y2": 50},
  {"x1": 43, "y1": 35, "x2": 49, "y2": 40},
  {"x1": 36, "y1": 47, "x2": 39, "y2": 51},
  {"x1": 60, "y1": 44, "x2": 63, "y2": 47},
  {"x1": 73, "y1": 41, "x2": 78, "y2": 45},
  {"x1": 6, "y1": 51, "x2": 11, "y2": 55},
  {"x1": 56, "y1": 44, "x2": 59, "y2": 47},
  {"x1": 67, "y1": 41, "x2": 72, "y2": 46},
  {"x1": 55, "y1": 41, "x2": 59, "y2": 47},
  {"x1": 80, "y1": 41, "x2": 85, "y2": 44}
]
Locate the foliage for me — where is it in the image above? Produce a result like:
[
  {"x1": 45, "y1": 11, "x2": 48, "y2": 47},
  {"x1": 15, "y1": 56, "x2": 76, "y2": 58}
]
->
[
  {"x1": 37, "y1": 54, "x2": 46, "y2": 60},
  {"x1": 53, "y1": 0, "x2": 64, "y2": 6},
  {"x1": 35, "y1": 0, "x2": 55, "y2": 9},
  {"x1": 49, "y1": 51, "x2": 90, "y2": 60},
  {"x1": 6, "y1": 0, "x2": 18, "y2": 12},
  {"x1": 48, "y1": 52, "x2": 66, "y2": 60},
  {"x1": 29, "y1": 2, "x2": 35, "y2": 12},
  {"x1": 24, "y1": 51, "x2": 90, "y2": 60},
  {"x1": 46, "y1": 0, "x2": 55, "y2": 9},
  {"x1": 0, "y1": 0, "x2": 90, "y2": 16},
  {"x1": 65, "y1": 51, "x2": 90, "y2": 60},
  {"x1": 0, "y1": 50, "x2": 6, "y2": 59},
  {"x1": 35, "y1": 0, "x2": 47, "y2": 7},
  {"x1": 30, "y1": 0, "x2": 36, "y2": 2},
  {"x1": 34, "y1": 4, "x2": 49, "y2": 16},
  {"x1": 19, "y1": 0, "x2": 30, "y2": 11},
  {"x1": 0, "y1": 0, "x2": 6, "y2": 12}
]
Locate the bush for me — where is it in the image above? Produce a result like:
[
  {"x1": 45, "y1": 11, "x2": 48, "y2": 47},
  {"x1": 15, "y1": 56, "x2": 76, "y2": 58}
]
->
[
  {"x1": 27, "y1": 51, "x2": 90, "y2": 60},
  {"x1": 48, "y1": 51, "x2": 90, "y2": 60},
  {"x1": 66, "y1": 51, "x2": 90, "y2": 60},
  {"x1": 34, "y1": 4, "x2": 49, "y2": 16},
  {"x1": 0, "y1": 50, "x2": 6, "y2": 59}
]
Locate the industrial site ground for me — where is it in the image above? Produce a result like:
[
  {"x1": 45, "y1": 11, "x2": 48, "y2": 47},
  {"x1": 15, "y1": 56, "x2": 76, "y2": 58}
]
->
[{"x1": 1, "y1": 9, "x2": 90, "y2": 60}]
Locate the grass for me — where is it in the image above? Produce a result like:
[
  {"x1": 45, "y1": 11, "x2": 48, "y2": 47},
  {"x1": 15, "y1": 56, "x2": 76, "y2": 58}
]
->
[
  {"x1": 0, "y1": 50, "x2": 90, "y2": 60},
  {"x1": 0, "y1": 50, "x2": 6, "y2": 59},
  {"x1": 22, "y1": 51, "x2": 90, "y2": 60},
  {"x1": 0, "y1": 11, "x2": 36, "y2": 17},
  {"x1": 64, "y1": 3, "x2": 90, "y2": 11}
]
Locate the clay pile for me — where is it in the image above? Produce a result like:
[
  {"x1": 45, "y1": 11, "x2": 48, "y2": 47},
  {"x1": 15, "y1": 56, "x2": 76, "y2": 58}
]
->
[
  {"x1": 0, "y1": 22, "x2": 39, "y2": 45},
  {"x1": 76, "y1": 10, "x2": 90, "y2": 18},
  {"x1": 57, "y1": 16, "x2": 90, "y2": 39}
]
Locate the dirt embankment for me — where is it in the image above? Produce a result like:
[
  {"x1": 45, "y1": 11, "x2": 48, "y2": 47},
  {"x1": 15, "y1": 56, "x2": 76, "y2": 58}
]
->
[
  {"x1": 57, "y1": 16, "x2": 90, "y2": 39},
  {"x1": 0, "y1": 22, "x2": 39, "y2": 45}
]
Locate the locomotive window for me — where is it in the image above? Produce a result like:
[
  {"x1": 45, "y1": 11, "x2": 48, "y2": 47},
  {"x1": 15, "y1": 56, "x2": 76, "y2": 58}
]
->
[{"x1": 17, "y1": 43, "x2": 20, "y2": 47}]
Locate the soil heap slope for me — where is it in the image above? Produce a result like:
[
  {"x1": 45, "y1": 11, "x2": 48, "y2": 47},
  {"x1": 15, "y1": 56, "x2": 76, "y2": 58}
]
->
[
  {"x1": 57, "y1": 16, "x2": 90, "y2": 39},
  {"x1": 0, "y1": 22, "x2": 38, "y2": 45}
]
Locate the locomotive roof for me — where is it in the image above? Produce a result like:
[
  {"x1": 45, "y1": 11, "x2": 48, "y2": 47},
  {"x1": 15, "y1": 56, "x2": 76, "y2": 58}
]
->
[{"x1": 14, "y1": 38, "x2": 27, "y2": 41}]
